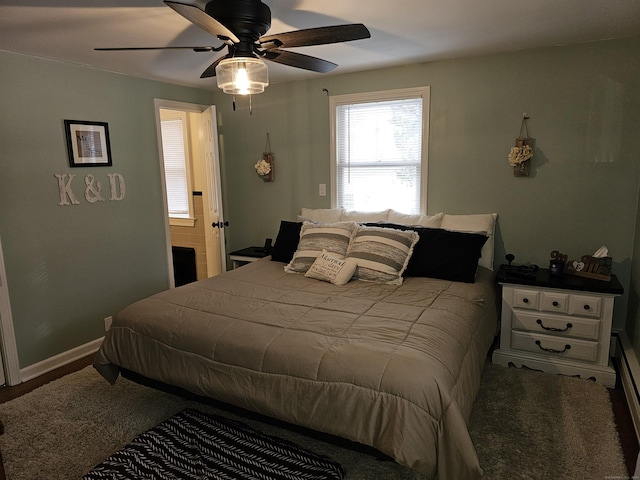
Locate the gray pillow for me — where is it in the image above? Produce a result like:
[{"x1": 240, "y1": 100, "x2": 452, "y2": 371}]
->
[
  {"x1": 285, "y1": 222, "x2": 357, "y2": 274},
  {"x1": 346, "y1": 225, "x2": 419, "y2": 285}
]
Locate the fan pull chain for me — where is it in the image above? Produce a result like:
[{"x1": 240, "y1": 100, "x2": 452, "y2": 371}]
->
[{"x1": 229, "y1": 96, "x2": 254, "y2": 114}]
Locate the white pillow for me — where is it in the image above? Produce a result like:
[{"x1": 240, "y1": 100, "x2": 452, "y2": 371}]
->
[
  {"x1": 299, "y1": 208, "x2": 344, "y2": 224},
  {"x1": 387, "y1": 210, "x2": 444, "y2": 227},
  {"x1": 305, "y1": 250, "x2": 357, "y2": 285},
  {"x1": 440, "y1": 213, "x2": 497, "y2": 270},
  {"x1": 340, "y1": 209, "x2": 390, "y2": 222}
]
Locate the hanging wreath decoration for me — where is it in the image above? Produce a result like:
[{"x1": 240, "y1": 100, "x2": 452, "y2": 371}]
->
[
  {"x1": 508, "y1": 115, "x2": 534, "y2": 177},
  {"x1": 255, "y1": 132, "x2": 274, "y2": 182}
]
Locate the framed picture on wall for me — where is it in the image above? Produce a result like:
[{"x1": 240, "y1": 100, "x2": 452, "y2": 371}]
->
[{"x1": 64, "y1": 120, "x2": 112, "y2": 167}]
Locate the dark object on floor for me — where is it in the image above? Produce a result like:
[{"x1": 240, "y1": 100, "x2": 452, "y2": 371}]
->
[
  {"x1": 83, "y1": 408, "x2": 345, "y2": 480},
  {"x1": 172, "y1": 246, "x2": 197, "y2": 286}
]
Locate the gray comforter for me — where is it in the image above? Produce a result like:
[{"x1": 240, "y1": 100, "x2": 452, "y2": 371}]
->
[{"x1": 94, "y1": 258, "x2": 497, "y2": 479}]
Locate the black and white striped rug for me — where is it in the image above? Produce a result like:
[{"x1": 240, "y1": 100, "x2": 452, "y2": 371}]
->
[{"x1": 83, "y1": 408, "x2": 345, "y2": 480}]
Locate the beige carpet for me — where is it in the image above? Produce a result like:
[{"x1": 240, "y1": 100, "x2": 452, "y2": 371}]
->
[
  {"x1": 470, "y1": 364, "x2": 627, "y2": 479},
  {"x1": 0, "y1": 362, "x2": 627, "y2": 479}
]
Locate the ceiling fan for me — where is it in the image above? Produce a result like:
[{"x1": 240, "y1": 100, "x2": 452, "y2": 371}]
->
[{"x1": 96, "y1": 0, "x2": 371, "y2": 95}]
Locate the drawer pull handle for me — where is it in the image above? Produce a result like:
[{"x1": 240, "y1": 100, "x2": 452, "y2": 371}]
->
[
  {"x1": 535, "y1": 340, "x2": 571, "y2": 354},
  {"x1": 536, "y1": 319, "x2": 572, "y2": 332},
  {"x1": 583, "y1": 304, "x2": 591, "y2": 310},
  {"x1": 552, "y1": 301, "x2": 560, "y2": 307},
  {"x1": 522, "y1": 298, "x2": 529, "y2": 304}
]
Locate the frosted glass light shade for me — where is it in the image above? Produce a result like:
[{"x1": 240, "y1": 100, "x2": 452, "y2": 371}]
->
[{"x1": 215, "y1": 57, "x2": 269, "y2": 95}]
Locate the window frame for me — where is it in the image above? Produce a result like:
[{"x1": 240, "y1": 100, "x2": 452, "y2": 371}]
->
[
  {"x1": 159, "y1": 109, "x2": 195, "y2": 227},
  {"x1": 329, "y1": 86, "x2": 430, "y2": 214}
]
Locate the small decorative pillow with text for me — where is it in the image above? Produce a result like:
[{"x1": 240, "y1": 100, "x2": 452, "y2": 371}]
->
[
  {"x1": 305, "y1": 250, "x2": 358, "y2": 285},
  {"x1": 285, "y1": 222, "x2": 357, "y2": 274},
  {"x1": 346, "y1": 225, "x2": 419, "y2": 285}
]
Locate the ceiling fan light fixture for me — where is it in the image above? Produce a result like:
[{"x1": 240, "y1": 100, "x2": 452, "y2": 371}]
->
[{"x1": 215, "y1": 57, "x2": 269, "y2": 95}]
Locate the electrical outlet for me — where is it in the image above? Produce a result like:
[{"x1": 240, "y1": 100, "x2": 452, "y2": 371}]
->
[
  {"x1": 104, "y1": 316, "x2": 113, "y2": 331},
  {"x1": 319, "y1": 183, "x2": 326, "y2": 196}
]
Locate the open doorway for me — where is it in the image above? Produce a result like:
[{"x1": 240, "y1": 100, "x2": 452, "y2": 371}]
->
[
  {"x1": 0, "y1": 235, "x2": 20, "y2": 385},
  {"x1": 154, "y1": 99, "x2": 227, "y2": 287}
]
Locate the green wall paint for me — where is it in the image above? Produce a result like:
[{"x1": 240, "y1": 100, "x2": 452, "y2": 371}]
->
[
  {"x1": 0, "y1": 52, "x2": 213, "y2": 367},
  {"x1": 215, "y1": 37, "x2": 640, "y2": 332},
  {"x1": 2, "y1": 35, "x2": 640, "y2": 371}
]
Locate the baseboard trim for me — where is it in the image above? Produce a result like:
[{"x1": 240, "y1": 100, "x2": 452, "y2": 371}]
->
[
  {"x1": 19, "y1": 337, "x2": 103, "y2": 383},
  {"x1": 612, "y1": 330, "x2": 640, "y2": 447}
]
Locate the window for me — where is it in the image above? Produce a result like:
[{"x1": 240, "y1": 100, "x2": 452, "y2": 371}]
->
[
  {"x1": 330, "y1": 87, "x2": 429, "y2": 215},
  {"x1": 160, "y1": 110, "x2": 194, "y2": 226}
]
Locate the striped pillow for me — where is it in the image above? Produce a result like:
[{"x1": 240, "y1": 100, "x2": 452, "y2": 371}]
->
[
  {"x1": 285, "y1": 222, "x2": 357, "y2": 274},
  {"x1": 346, "y1": 225, "x2": 419, "y2": 285}
]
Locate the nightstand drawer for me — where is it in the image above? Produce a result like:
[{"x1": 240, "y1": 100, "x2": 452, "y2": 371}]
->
[
  {"x1": 568, "y1": 294, "x2": 601, "y2": 318},
  {"x1": 539, "y1": 291, "x2": 569, "y2": 314},
  {"x1": 512, "y1": 289, "x2": 602, "y2": 318},
  {"x1": 511, "y1": 311, "x2": 600, "y2": 341},
  {"x1": 513, "y1": 288, "x2": 540, "y2": 310},
  {"x1": 511, "y1": 331, "x2": 598, "y2": 363}
]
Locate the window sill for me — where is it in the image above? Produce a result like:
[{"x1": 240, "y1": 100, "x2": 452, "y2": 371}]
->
[{"x1": 169, "y1": 217, "x2": 196, "y2": 228}]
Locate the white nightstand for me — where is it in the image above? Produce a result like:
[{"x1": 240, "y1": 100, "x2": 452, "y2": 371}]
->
[
  {"x1": 492, "y1": 268, "x2": 623, "y2": 388},
  {"x1": 228, "y1": 246, "x2": 270, "y2": 269}
]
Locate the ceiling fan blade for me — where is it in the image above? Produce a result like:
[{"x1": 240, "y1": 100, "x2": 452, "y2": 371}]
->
[
  {"x1": 200, "y1": 56, "x2": 228, "y2": 78},
  {"x1": 95, "y1": 46, "x2": 224, "y2": 52},
  {"x1": 261, "y1": 49, "x2": 337, "y2": 73},
  {"x1": 259, "y1": 24, "x2": 370, "y2": 49},
  {"x1": 164, "y1": 1, "x2": 239, "y2": 44}
]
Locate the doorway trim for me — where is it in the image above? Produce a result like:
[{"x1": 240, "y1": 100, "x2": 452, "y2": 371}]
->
[
  {"x1": 0, "y1": 235, "x2": 22, "y2": 385},
  {"x1": 153, "y1": 98, "x2": 226, "y2": 285}
]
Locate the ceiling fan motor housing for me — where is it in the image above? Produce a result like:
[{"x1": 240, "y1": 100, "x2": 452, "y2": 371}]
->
[
  {"x1": 205, "y1": 0, "x2": 271, "y2": 57},
  {"x1": 98, "y1": 1, "x2": 370, "y2": 81}
]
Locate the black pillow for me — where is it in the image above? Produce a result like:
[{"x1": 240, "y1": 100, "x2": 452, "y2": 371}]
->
[
  {"x1": 270, "y1": 220, "x2": 303, "y2": 263},
  {"x1": 364, "y1": 223, "x2": 488, "y2": 283}
]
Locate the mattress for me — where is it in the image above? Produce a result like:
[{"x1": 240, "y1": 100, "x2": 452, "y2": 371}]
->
[{"x1": 94, "y1": 258, "x2": 497, "y2": 479}]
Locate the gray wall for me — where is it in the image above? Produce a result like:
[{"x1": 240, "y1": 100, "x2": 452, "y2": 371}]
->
[
  {"x1": 0, "y1": 51, "x2": 212, "y2": 367},
  {"x1": 2, "y1": 34, "x2": 640, "y2": 371},
  {"x1": 216, "y1": 36, "x2": 640, "y2": 332}
]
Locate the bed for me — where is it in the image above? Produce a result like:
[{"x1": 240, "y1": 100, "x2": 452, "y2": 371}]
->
[{"x1": 94, "y1": 209, "x2": 498, "y2": 479}]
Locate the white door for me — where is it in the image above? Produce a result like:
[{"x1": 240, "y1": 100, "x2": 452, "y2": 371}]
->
[{"x1": 201, "y1": 106, "x2": 226, "y2": 276}]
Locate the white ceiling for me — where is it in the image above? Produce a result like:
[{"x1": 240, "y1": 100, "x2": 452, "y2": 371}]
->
[{"x1": 1, "y1": 0, "x2": 640, "y2": 91}]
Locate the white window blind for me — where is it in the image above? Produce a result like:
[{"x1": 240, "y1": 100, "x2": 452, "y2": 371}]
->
[
  {"x1": 332, "y1": 88, "x2": 428, "y2": 215},
  {"x1": 161, "y1": 118, "x2": 190, "y2": 219}
]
